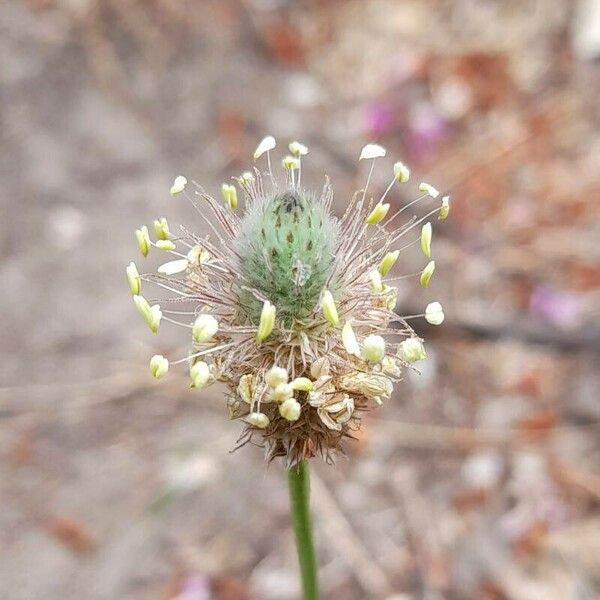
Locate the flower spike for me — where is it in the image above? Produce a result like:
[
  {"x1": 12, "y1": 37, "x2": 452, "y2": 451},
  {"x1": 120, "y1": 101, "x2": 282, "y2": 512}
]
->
[{"x1": 127, "y1": 140, "x2": 450, "y2": 466}]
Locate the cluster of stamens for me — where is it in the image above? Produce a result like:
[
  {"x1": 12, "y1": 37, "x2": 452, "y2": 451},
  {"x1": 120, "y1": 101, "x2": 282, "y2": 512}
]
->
[{"x1": 126, "y1": 137, "x2": 449, "y2": 465}]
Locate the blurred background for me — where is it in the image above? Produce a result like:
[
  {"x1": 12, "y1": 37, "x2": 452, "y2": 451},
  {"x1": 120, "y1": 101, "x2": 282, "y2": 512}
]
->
[{"x1": 1, "y1": 1, "x2": 599, "y2": 598}]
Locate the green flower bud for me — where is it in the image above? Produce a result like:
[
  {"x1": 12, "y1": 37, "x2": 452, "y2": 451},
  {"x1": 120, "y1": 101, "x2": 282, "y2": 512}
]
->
[{"x1": 236, "y1": 190, "x2": 338, "y2": 326}]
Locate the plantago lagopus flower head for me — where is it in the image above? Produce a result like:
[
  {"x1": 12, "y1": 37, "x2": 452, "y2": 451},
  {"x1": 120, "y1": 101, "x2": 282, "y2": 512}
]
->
[{"x1": 127, "y1": 138, "x2": 450, "y2": 466}]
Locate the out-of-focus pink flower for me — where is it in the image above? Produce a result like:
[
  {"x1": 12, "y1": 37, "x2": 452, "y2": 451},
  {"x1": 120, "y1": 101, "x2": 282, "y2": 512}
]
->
[
  {"x1": 407, "y1": 102, "x2": 447, "y2": 159},
  {"x1": 529, "y1": 287, "x2": 582, "y2": 328},
  {"x1": 364, "y1": 102, "x2": 395, "y2": 136},
  {"x1": 179, "y1": 574, "x2": 211, "y2": 600}
]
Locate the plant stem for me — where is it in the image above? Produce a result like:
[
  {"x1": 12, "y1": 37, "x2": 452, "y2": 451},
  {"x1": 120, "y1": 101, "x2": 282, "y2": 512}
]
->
[{"x1": 288, "y1": 460, "x2": 319, "y2": 600}]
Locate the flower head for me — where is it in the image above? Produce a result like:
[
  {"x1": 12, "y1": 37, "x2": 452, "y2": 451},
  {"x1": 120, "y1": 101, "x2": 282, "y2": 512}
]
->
[{"x1": 127, "y1": 137, "x2": 449, "y2": 465}]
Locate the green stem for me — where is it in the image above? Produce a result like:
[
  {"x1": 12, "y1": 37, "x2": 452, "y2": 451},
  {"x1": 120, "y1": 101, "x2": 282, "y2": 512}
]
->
[{"x1": 288, "y1": 460, "x2": 319, "y2": 600}]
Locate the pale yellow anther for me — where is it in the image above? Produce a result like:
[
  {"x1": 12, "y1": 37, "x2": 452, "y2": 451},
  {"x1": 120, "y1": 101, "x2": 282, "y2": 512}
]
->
[
  {"x1": 170, "y1": 175, "x2": 187, "y2": 196},
  {"x1": 398, "y1": 338, "x2": 427, "y2": 363},
  {"x1": 321, "y1": 290, "x2": 339, "y2": 326},
  {"x1": 359, "y1": 143, "x2": 386, "y2": 160},
  {"x1": 265, "y1": 366, "x2": 288, "y2": 388},
  {"x1": 153, "y1": 217, "x2": 170, "y2": 241},
  {"x1": 421, "y1": 222, "x2": 432, "y2": 258},
  {"x1": 419, "y1": 182, "x2": 440, "y2": 198},
  {"x1": 253, "y1": 135, "x2": 276, "y2": 160},
  {"x1": 133, "y1": 295, "x2": 162, "y2": 333},
  {"x1": 190, "y1": 361, "x2": 210, "y2": 389},
  {"x1": 247, "y1": 412, "x2": 270, "y2": 429},
  {"x1": 149, "y1": 354, "x2": 169, "y2": 379},
  {"x1": 382, "y1": 356, "x2": 402, "y2": 377},
  {"x1": 279, "y1": 398, "x2": 301, "y2": 421},
  {"x1": 135, "y1": 226, "x2": 151, "y2": 257},
  {"x1": 362, "y1": 334, "x2": 386, "y2": 363},
  {"x1": 290, "y1": 377, "x2": 314, "y2": 392},
  {"x1": 420, "y1": 260, "x2": 435, "y2": 288},
  {"x1": 289, "y1": 141, "x2": 308, "y2": 156},
  {"x1": 282, "y1": 156, "x2": 300, "y2": 170},
  {"x1": 365, "y1": 202, "x2": 390, "y2": 225},
  {"x1": 339, "y1": 371, "x2": 393, "y2": 400},
  {"x1": 393, "y1": 161, "x2": 410, "y2": 183},
  {"x1": 192, "y1": 314, "x2": 219, "y2": 344},
  {"x1": 382, "y1": 285, "x2": 398, "y2": 311},
  {"x1": 310, "y1": 357, "x2": 330, "y2": 379},
  {"x1": 158, "y1": 259, "x2": 189, "y2": 275},
  {"x1": 240, "y1": 171, "x2": 255, "y2": 186},
  {"x1": 369, "y1": 269, "x2": 384, "y2": 292},
  {"x1": 256, "y1": 300, "x2": 276, "y2": 343},
  {"x1": 342, "y1": 320, "x2": 360, "y2": 357},
  {"x1": 439, "y1": 195, "x2": 450, "y2": 220},
  {"x1": 126, "y1": 262, "x2": 141, "y2": 295},
  {"x1": 425, "y1": 301, "x2": 445, "y2": 325},
  {"x1": 156, "y1": 240, "x2": 176, "y2": 251},
  {"x1": 187, "y1": 245, "x2": 209, "y2": 265},
  {"x1": 379, "y1": 250, "x2": 400, "y2": 276},
  {"x1": 238, "y1": 374, "x2": 256, "y2": 404},
  {"x1": 271, "y1": 383, "x2": 294, "y2": 403},
  {"x1": 221, "y1": 183, "x2": 238, "y2": 210}
]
